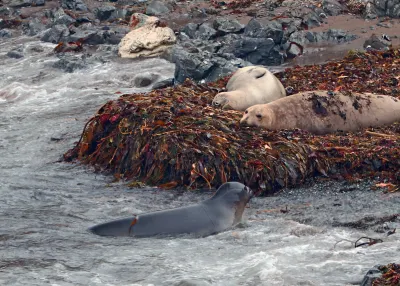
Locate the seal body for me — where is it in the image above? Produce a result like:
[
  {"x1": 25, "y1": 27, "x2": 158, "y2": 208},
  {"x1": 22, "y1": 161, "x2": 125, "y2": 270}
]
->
[
  {"x1": 240, "y1": 90, "x2": 400, "y2": 135},
  {"x1": 212, "y1": 66, "x2": 286, "y2": 111},
  {"x1": 89, "y1": 182, "x2": 253, "y2": 238}
]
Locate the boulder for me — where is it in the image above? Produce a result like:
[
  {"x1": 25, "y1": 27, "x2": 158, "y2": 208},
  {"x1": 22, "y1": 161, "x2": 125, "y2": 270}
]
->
[
  {"x1": 146, "y1": 0, "x2": 173, "y2": 16},
  {"x1": 40, "y1": 24, "x2": 70, "y2": 43},
  {"x1": 196, "y1": 23, "x2": 217, "y2": 40},
  {"x1": 322, "y1": 0, "x2": 346, "y2": 16},
  {"x1": 289, "y1": 29, "x2": 357, "y2": 45},
  {"x1": 363, "y1": 34, "x2": 391, "y2": 51},
  {"x1": 61, "y1": 0, "x2": 87, "y2": 11},
  {"x1": 244, "y1": 18, "x2": 283, "y2": 44},
  {"x1": 134, "y1": 72, "x2": 160, "y2": 87},
  {"x1": 22, "y1": 19, "x2": 46, "y2": 36},
  {"x1": 0, "y1": 29, "x2": 13, "y2": 38},
  {"x1": 118, "y1": 15, "x2": 176, "y2": 58},
  {"x1": 212, "y1": 17, "x2": 244, "y2": 35},
  {"x1": 94, "y1": 6, "x2": 116, "y2": 22}
]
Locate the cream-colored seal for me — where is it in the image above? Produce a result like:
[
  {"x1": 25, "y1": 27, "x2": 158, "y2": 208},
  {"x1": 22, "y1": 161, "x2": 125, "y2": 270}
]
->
[
  {"x1": 240, "y1": 90, "x2": 400, "y2": 134},
  {"x1": 212, "y1": 66, "x2": 286, "y2": 111}
]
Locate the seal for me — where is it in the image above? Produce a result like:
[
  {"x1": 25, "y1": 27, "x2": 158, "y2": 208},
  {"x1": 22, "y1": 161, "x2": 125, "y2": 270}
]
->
[
  {"x1": 212, "y1": 66, "x2": 286, "y2": 111},
  {"x1": 240, "y1": 90, "x2": 400, "y2": 135},
  {"x1": 89, "y1": 182, "x2": 253, "y2": 238}
]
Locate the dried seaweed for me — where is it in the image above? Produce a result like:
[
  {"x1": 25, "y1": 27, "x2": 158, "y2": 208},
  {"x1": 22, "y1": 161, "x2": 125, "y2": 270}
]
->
[
  {"x1": 373, "y1": 263, "x2": 400, "y2": 286},
  {"x1": 64, "y1": 48, "x2": 400, "y2": 194}
]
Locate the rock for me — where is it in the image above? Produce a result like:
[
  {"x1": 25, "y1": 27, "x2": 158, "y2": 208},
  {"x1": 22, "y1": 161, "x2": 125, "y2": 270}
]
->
[
  {"x1": 118, "y1": 15, "x2": 176, "y2": 58},
  {"x1": 363, "y1": 33, "x2": 391, "y2": 51},
  {"x1": 32, "y1": 0, "x2": 45, "y2": 6},
  {"x1": 94, "y1": 6, "x2": 116, "y2": 21},
  {"x1": 365, "y1": 0, "x2": 400, "y2": 18},
  {"x1": 8, "y1": 0, "x2": 31, "y2": 8},
  {"x1": 289, "y1": 29, "x2": 357, "y2": 45},
  {"x1": 0, "y1": 29, "x2": 13, "y2": 38},
  {"x1": 303, "y1": 11, "x2": 323, "y2": 29},
  {"x1": 360, "y1": 265, "x2": 382, "y2": 286},
  {"x1": 146, "y1": 0, "x2": 172, "y2": 16},
  {"x1": 61, "y1": 0, "x2": 87, "y2": 11},
  {"x1": 286, "y1": 42, "x2": 303, "y2": 59},
  {"x1": 0, "y1": 7, "x2": 13, "y2": 16},
  {"x1": 22, "y1": 19, "x2": 46, "y2": 36},
  {"x1": 212, "y1": 17, "x2": 244, "y2": 35},
  {"x1": 129, "y1": 13, "x2": 150, "y2": 29},
  {"x1": 244, "y1": 18, "x2": 283, "y2": 44},
  {"x1": 54, "y1": 14, "x2": 76, "y2": 26},
  {"x1": 134, "y1": 72, "x2": 159, "y2": 87},
  {"x1": 152, "y1": 78, "x2": 174, "y2": 89},
  {"x1": 182, "y1": 23, "x2": 198, "y2": 39},
  {"x1": 52, "y1": 54, "x2": 86, "y2": 72},
  {"x1": 196, "y1": 23, "x2": 217, "y2": 40},
  {"x1": 171, "y1": 46, "x2": 215, "y2": 83},
  {"x1": 322, "y1": 0, "x2": 346, "y2": 16},
  {"x1": 67, "y1": 29, "x2": 98, "y2": 43},
  {"x1": 40, "y1": 24, "x2": 70, "y2": 43},
  {"x1": 7, "y1": 46, "x2": 24, "y2": 59},
  {"x1": 364, "y1": 2, "x2": 379, "y2": 19}
]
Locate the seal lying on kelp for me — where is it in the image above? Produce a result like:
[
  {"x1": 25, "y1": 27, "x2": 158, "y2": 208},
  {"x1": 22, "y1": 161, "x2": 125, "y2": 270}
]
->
[
  {"x1": 212, "y1": 66, "x2": 286, "y2": 111},
  {"x1": 240, "y1": 90, "x2": 400, "y2": 135},
  {"x1": 89, "y1": 182, "x2": 253, "y2": 238}
]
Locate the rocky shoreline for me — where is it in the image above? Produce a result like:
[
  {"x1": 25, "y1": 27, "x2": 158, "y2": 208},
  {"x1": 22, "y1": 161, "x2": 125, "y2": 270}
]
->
[{"x1": 2, "y1": 0, "x2": 400, "y2": 85}]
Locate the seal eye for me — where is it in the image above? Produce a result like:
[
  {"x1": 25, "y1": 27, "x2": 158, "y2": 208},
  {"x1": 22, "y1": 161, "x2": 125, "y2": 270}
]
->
[
  {"x1": 245, "y1": 110, "x2": 248, "y2": 114},
  {"x1": 256, "y1": 114, "x2": 262, "y2": 119},
  {"x1": 214, "y1": 102, "x2": 219, "y2": 106}
]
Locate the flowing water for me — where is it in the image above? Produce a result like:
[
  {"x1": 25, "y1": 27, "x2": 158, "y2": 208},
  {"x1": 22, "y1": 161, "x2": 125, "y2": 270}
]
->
[{"x1": 1, "y1": 37, "x2": 399, "y2": 286}]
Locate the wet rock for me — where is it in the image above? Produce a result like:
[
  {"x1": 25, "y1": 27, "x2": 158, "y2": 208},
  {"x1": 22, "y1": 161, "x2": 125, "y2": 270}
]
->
[
  {"x1": 118, "y1": 15, "x2": 176, "y2": 58},
  {"x1": 8, "y1": 0, "x2": 32, "y2": 8},
  {"x1": 67, "y1": 29, "x2": 98, "y2": 43},
  {"x1": 322, "y1": 0, "x2": 346, "y2": 16},
  {"x1": 22, "y1": 19, "x2": 46, "y2": 36},
  {"x1": 360, "y1": 265, "x2": 382, "y2": 286},
  {"x1": 289, "y1": 29, "x2": 357, "y2": 45},
  {"x1": 146, "y1": 0, "x2": 172, "y2": 16},
  {"x1": 134, "y1": 72, "x2": 159, "y2": 87},
  {"x1": 41, "y1": 24, "x2": 70, "y2": 43},
  {"x1": 286, "y1": 42, "x2": 303, "y2": 59},
  {"x1": 303, "y1": 11, "x2": 323, "y2": 29},
  {"x1": 32, "y1": 0, "x2": 45, "y2": 6},
  {"x1": 196, "y1": 23, "x2": 217, "y2": 40},
  {"x1": 52, "y1": 54, "x2": 86, "y2": 72},
  {"x1": 0, "y1": 7, "x2": 13, "y2": 16},
  {"x1": 94, "y1": 6, "x2": 116, "y2": 21},
  {"x1": 213, "y1": 17, "x2": 244, "y2": 35},
  {"x1": 366, "y1": 0, "x2": 400, "y2": 18},
  {"x1": 0, "y1": 29, "x2": 13, "y2": 38},
  {"x1": 244, "y1": 18, "x2": 283, "y2": 44},
  {"x1": 61, "y1": 0, "x2": 87, "y2": 11},
  {"x1": 182, "y1": 23, "x2": 198, "y2": 39},
  {"x1": 364, "y1": 2, "x2": 379, "y2": 19},
  {"x1": 363, "y1": 34, "x2": 391, "y2": 51},
  {"x1": 7, "y1": 47, "x2": 24, "y2": 59},
  {"x1": 86, "y1": 30, "x2": 124, "y2": 45},
  {"x1": 152, "y1": 78, "x2": 174, "y2": 89}
]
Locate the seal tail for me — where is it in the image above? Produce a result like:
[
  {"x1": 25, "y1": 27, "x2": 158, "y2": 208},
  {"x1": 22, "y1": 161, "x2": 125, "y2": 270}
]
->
[{"x1": 88, "y1": 216, "x2": 138, "y2": 237}]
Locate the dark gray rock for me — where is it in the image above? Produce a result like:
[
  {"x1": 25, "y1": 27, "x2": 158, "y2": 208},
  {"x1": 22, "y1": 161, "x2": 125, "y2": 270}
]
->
[
  {"x1": 61, "y1": 0, "x2": 87, "y2": 11},
  {"x1": 94, "y1": 6, "x2": 116, "y2": 21},
  {"x1": 8, "y1": 0, "x2": 31, "y2": 8},
  {"x1": 134, "y1": 72, "x2": 159, "y2": 87},
  {"x1": 363, "y1": 34, "x2": 391, "y2": 51},
  {"x1": 204, "y1": 57, "x2": 248, "y2": 82},
  {"x1": 196, "y1": 23, "x2": 217, "y2": 40},
  {"x1": 70, "y1": 29, "x2": 123, "y2": 45},
  {"x1": 146, "y1": 0, "x2": 172, "y2": 16},
  {"x1": 244, "y1": 18, "x2": 283, "y2": 44},
  {"x1": 41, "y1": 24, "x2": 70, "y2": 43},
  {"x1": 67, "y1": 29, "x2": 98, "y2": 43},
  {"x1": 54, "y1": 14, "x2": 76, "y2": 26},
  {"x1": 213, "y1": 17, "x2": 244, "y2": 34},
  {"x1": 172, "y1": 47, "x2": 215, "y2": 83},
  {"x1": 360, "y1": 265, "x2": 383, "y2": 286},
  {"x1": 182, "y1": 23, "x2": 198, "y2": 39},
  {"x1": 286, "y1": 42, "x2": 303, "y2": 59},
  {"x1": 23, "y1": 19, "x2": 46, "y2": 36},
  {"x1": 0, "y1": 7, "x2": 13, "y2": 16},
  {"x1": 322, "y1": 0, "x2": 346, "y2": 16},
  {"x1": 0, "y1": 29, "x2": 13, "y2": 38},
  {"x1": 289, "y1": 29, "x2": 357, "y2": 45},
  {"x1": 364, "y1": 0, "x2": 400, "y2": 18},
  {"x1": 32, "y1": 0, "x2": 45, "y2": 6},
  {"x1": 7, "y1": 46, "x2": 24, "y2": 59},
  {"x1": 303, "y1": 11, "x2": 323, "y2": 29},
  {"x1": 52, "y1": 54, "x2": 86, "y2": 72},
  {"x1": 152, "y1": 78, "x2": 174, "y2": 89}
]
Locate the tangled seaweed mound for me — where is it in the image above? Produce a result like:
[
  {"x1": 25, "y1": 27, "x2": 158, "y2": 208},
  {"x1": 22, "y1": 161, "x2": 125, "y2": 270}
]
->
[
  {"x1": 372, "y1": 263, "x2": 400, "y2": 286},
  {"x1": 64, "y1": 49, "x2": 400, "y2": 194}
]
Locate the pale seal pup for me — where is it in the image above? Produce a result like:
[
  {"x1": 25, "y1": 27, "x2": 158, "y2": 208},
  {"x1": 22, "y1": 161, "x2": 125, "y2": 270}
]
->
[
  {"x1": 240, "y1": 90, "x2": 400, "y2": 135},
  {"x1": 212, "y1": 66, "x2": 286, "y2": 111},
  {"x1": 89, "y1": 182, "x2": 253, "y2": 238}
]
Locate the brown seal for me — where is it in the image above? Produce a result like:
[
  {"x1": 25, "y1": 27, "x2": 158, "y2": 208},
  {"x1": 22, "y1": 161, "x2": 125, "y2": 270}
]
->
[
  {"x1": 212, "y1": 66, "x2": 286, "y2": 111},
  {"x1": 240, "y1": 90, "x2": 400, "y2": 134}
]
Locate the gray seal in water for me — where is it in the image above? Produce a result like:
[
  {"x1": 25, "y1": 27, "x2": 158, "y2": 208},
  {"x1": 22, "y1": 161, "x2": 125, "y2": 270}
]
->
[{"x1": 89, "y1": 182, "x2": 253, "y2": 238}]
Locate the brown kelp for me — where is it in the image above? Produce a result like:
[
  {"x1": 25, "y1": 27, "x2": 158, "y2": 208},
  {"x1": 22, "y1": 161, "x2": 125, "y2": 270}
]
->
[{"x1": 64, "y1": 48, "x2": 400, "y2": 194}]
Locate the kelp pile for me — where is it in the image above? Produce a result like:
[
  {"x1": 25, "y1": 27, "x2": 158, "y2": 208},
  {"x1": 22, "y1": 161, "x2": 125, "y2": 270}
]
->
[
  {"x1": 64, "y1": 48, "x2": 400, "y2": 194},
  {"x1": 372, "y1": 263, "x2": 400, "y2": 286}
]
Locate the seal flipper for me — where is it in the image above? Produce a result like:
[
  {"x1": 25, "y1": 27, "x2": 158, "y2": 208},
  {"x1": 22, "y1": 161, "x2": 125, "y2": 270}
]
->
[{"x1": 248, "y1": 67, "x2": 267, "y2": 79}]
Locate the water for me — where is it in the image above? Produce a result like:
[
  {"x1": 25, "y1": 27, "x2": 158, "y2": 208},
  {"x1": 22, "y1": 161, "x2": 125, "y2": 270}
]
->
[{"x1": 1, "y1": 37, "x2": 399, "y2": 286}]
